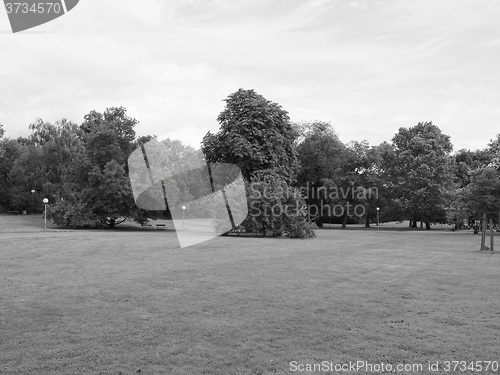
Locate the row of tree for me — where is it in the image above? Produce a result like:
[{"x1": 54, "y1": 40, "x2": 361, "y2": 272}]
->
[{"x1": 1, "y1": 89, "x2": 499, "y2": 241}]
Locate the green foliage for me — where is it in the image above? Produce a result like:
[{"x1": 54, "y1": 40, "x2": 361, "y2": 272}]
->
[
  {"x1": 49, "y1": 199, "x2": 99, "y2": 228},
  {"x1": 0, "y1": 138, "x2": 22, "y2": 211},
  {"x1": 81, "y1": 107, "x2": 137, "y2": 170},
  {"x1": 202, "y1": 90, "x2": 313, "y2": 238},
  {"x1": 202, "y1": 89, "x2": 299, "y2": 184},
  {"x1": 296, "y1": 121, "x2": 345, "y2": 185},
  {"x1": 295, "y1": 122, "x2": 389, "y2": 228},
  {"x1": 461, "y1": 167, "x2": 500, "y2": 219},
  {"x1": 240, "y1": 170, "x2": 315, "y2": 238},
  {"x1": 390, "y1": 122, "x2": 454, "y2": 227},
  {"x1": 47, "y1": 108, "x2": 147, "y2": 228}
]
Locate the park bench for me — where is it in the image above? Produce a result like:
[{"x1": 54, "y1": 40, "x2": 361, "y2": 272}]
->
[
  {"x1": 142, "y1": 223, "x2": 168, "y2": 230},
  {"x1": 6, "y1": 210, "x2": 20, "y2": 214}
]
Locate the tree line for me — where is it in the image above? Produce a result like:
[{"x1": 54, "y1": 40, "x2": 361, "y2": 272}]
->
[{"x1": 0, "y1": 89, "x2": 499, "y2": 240}]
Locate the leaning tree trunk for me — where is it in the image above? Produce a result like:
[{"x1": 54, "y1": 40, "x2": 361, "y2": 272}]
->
[
  {"x1": 490, "y1": 217, "x2": 494, "y2": 252},
  {"x1": 480, "y1": 212, "x2": 487, "y2": 250}
]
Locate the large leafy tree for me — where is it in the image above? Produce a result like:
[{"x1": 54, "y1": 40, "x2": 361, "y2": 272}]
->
[
  {"x1": 49, "y1": 107, "x2": 149, "y2": 228},
  {"x1": 295, "y1": 121, "x2": 345, "y2": 186},
  {"x1": 450, "y1": 134, "x2": 500, "y2": 247},
  {"x1": 0, "y1": 127, "x2": 22, "y2": 211},
  {"x1": 390, "y1": 122, "x2": 454, "y2": 229},
  {"x1": 202, "y1": 89, "x2": 299, "y2": 183},
  {"x1": 446, "y1": 148, "x2": 493, "y2": 229},
  {"x1": 202, "y1": 89, "x2": 313, "y2": 238},
  {"x1": 461, "y1": 166, "x2": 500, "y2": 250},
  {"x1": 295, "y1": 122, "x2": 349, "y2": 227},
  {"x1": 1, "y1": 119, "x2": 82, "y2": 212},
  {"x1": 295, "y1": 122, "x2": 386, "y2": 228}
]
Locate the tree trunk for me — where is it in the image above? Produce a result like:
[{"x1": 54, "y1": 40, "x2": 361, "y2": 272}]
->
[
  {"x1": 341, "y1": 210, "x2": 347, "y2": 229},
  {"x1": 480, "y1": 212, "x2": 487, "y2": 250},
  {"x1": 490, "y1": 217, "x2": 494, "y2": 252},
  {"x1": 316, "y1": 210, "x2": 323, "y2": 228},
  {"x1": 365, "y1": 212, "x2": 370, "y2": 227},
  {"x1": 411, "y1": 218, "x2": 418, "y2": 228},
  {"x1": 420, "y1": 220, "x2": 423, "y2": 229},
  {"x1": 425, "y1": 221, "x2": 431, "y2": 230}
]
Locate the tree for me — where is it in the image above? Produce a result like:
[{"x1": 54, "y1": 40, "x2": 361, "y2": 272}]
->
[
  {"x1": 446, "y1": 148, "x2": 493, "y2": 229},
  {"x1": 347, "y1": 140, "x2": 390, "y2": 227},
  {"x1": 49, "y1": 107, "x2": 148, "y2": 228},
  {"x1": 390, "y1": 122, "x2": 454, "y2": 229},
  {"x1": 8, "y1": 143, "x2": 46, "y2": 212},
  {"x1": 202, "y1": 89, "x2": 299, "y2": 183},
  {"x1": 296, "y1": 122, "x2": 345, "y2": 186},
  {"x1": 461, "y1": 166, "x2": 500, "y2": 250},
  {"x1": 295, "y1": 122, "x2": 348, "y2": 227},
  {"x1": 202, "y1": 89, "x2": 313, "y2": 238},
  {"x1": 0, "y1": 137, "x2": 22, "y2": 211},
  {"x1": 295, "y1": 122, "x2": 385, "y2": 229}
]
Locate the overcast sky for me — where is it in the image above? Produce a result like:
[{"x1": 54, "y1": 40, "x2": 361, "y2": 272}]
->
[{"x1": 1, "y1": 0, "x2": 499, "y2": 151}]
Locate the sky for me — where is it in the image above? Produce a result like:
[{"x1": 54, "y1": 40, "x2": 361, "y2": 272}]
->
[{"x1": 1, "y1": 0, "x2": 500, "y2": 152}]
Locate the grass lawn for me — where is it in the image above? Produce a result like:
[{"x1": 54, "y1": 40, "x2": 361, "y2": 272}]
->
[{"x1": 1, "y1": 215, "x2": 499, "y2": 374}]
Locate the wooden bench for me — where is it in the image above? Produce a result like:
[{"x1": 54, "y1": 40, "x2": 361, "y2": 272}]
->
[{"x1": 142, "y1": 223, "x2": 168, "y2": 230}]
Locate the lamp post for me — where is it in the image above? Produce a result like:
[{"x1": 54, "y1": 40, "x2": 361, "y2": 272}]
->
[
  {"x1": 31, "y1": 189, "x2": 35, "y2": 214},
  {"x1": 376, "y1": 207, "x2": 380, "y2": 231},
  {"x1": 43, "y1": 198, "x2": 48, "y2": 230},
  {"x1": 181, "y1": 205, "x2": 186, "y2": 229}
]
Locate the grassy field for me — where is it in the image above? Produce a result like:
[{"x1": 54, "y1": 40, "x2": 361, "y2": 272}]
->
[{"x1": 1, "y1": 215, "x2": 499, "y2": 374}]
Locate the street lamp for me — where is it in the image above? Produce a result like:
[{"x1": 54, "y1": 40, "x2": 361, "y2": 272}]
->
[
  {"x1": 376, "y1": 207, "x2": 380, "y2": 231},
  {"x1": 30, "y1": 190, "x2": 36, "y2": 214},
  {"x1": 181, "y1": 205, "x2": 186, "y2": 229},
  {"x1": 43, "y1": 198, "x2": 49, "y2": 230}
]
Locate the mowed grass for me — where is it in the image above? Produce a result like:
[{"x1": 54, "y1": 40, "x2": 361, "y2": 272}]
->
[{"x1": 1, "y1": 215, "x2": 499, "y2": 375}]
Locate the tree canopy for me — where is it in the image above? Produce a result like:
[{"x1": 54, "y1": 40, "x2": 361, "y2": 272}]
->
[{"x1": 202, "y1": 89, "x2": 299, "y2": 183}]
